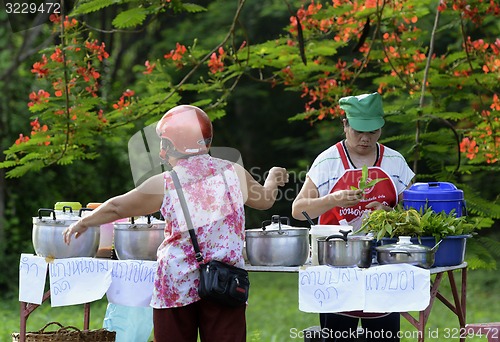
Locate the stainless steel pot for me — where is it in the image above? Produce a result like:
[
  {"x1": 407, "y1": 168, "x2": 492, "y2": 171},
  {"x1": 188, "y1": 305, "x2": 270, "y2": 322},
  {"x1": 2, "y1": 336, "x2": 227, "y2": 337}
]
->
[
  {"x1": 245, "y1": 215, "x2": 309, "y2": 266},
  {"x1": 32, "y1": 208, "x2": 100, "y2": 258},
  {"x1": 317, "y1": 230, "x2": 373, "y2": 268},
  {"x1": 375, "y1": 236, "x2": 439, "y2": 269},
  {"x1": 113, "y1": 215, "x2": 165, "y2": 260}
]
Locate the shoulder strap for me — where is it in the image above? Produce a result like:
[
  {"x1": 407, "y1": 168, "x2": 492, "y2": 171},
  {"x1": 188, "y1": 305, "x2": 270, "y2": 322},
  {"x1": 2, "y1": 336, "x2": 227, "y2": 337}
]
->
[
  {"x1": 170, "y1": 170, "x2": 204, "y2": 263},
  {"x1": 375, "y1": 143, "x2": 384, "y2": 167},
  {"x1": 336, "y1": 141, "x2": 351, "y2": 169}
]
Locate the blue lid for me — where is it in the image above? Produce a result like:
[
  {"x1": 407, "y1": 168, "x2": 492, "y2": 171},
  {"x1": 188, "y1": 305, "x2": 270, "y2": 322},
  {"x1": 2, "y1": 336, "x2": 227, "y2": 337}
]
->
[{"x1": 403, "y1": 182, "x2": 464, "y2": 201}]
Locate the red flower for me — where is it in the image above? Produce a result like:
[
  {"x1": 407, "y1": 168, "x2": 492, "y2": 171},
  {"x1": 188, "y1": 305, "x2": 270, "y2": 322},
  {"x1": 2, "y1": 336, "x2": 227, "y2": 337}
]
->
[
  {"x1": 437, "y1": 0, "x2": 447, "y2": 12},
  {"x1": 459, "y1": 137, "x2": 478, "y2": 160},
  {"x1": 85, "y1": 40, "x2": 110, "y2": 61},
  {"x1": 31, "y1": 55, "x2": 49, "y2": 77},
  {"x1": 113, "y1": 90, "x2": 135, "y2": 110},
  {"x1": 164, "y1": 43, "x2": 187, "y2": 68},
  {"x1": 63, "y1": 16, "x2": 78, "y2": 29},
  {"x1": 15, "y1": 134, "x2": 30, "y2": 145},
  {"x1": 28, "y1": 89, "x2": 50, "y2": 107},
  {"x1": 50, "y1": 48, "x2": 64, "y2": 63},
  {"x1": 143, "y1": 60, "x2": 156, "y2": 74},
  {"x1": 491, "y1": 94, "x2": 500, "y2": 111},
  {"x1": 208, "y1": 47, "x2": 225, "y2": 74}
]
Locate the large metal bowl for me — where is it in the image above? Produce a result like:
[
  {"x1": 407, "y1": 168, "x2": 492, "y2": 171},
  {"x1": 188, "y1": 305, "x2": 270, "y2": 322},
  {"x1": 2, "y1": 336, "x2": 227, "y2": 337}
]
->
[
  {"x1": 32, "y1": 209, "x2": 100, "y2": 259},
  {"x1": 113, "y1": 216, "x2": 165, "y2": 261},
  {"x1": 245, "y1": 215, "x2": 309, "y2": 267}
]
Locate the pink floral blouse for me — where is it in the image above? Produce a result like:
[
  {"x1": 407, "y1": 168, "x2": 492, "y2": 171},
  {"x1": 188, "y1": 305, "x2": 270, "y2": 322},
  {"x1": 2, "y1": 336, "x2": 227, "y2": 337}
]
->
[{"x1": 150, "y1": 154, "x2": 245, "y2": 309}]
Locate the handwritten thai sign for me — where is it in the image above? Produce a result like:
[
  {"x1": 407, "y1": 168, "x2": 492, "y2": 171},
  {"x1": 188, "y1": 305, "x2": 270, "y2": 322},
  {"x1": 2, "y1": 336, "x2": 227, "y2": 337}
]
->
[
  {"x1": 364, "y1": 264, "x2": 430, "y2": 312},
  {"x1": 299, "y1": 264, "x2": 430, "y2": 313},
  {"x1": 19, "y1": 255, "x2": 157, "y2": 307},
  {"x1": 19, "y1": 254, "x2": 48, "y2": 304},
  {"x1": 106, "y1": 259, "x2": 157, "y2": 307},
  {"x1": 299, "y1": 265, "x2": 365, "y2": 313},
  {"x1": 48, "y1": 257, "x2": 113, "y2": 307}
]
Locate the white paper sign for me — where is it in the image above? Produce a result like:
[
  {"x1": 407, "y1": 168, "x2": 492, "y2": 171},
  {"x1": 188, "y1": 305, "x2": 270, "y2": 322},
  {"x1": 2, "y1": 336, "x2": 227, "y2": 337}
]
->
[
  {"x1": 364, "y1": 264, "x2": 430, "y2": 312},
  {"x1": 48, "y1": 257, "x2": 112, "y2": 307},
  {"x1": 19, "y1": 254, "x2": 48, "y2": 304},
  {"x1": 106, "y1": 259, "x2": 157, "y2": 307},
  {"x1": 299, "y1": 264, "x2": 430, "y2": 313},
  {"x1": 299, "y1": 266, "x2": 365, "y2": 313}
]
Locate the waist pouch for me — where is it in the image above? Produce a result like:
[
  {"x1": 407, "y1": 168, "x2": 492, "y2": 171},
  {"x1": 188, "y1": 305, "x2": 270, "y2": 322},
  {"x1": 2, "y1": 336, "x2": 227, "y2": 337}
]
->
[{"x1": 198, "y1": 260, "x2": 250, "y2": 307}]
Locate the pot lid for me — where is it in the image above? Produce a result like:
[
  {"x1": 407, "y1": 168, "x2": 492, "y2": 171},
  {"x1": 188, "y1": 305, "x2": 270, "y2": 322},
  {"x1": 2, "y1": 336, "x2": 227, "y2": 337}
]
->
[
  {"x1": 33, "y1": 208, "x2": 81, "y2": 225},
  {"x1": 114, "y1": 215, "x2": 165, "y2": 230},
  {"x1": 403, "y1": 182, "x2": 464, "y2": 200},
  {"x1": 376, "y1": 236, "x2": 432, "y2": 253},
  {"x1": 54, "y1": 201, "x2": 82, "y2": 211},
  {"x1": 246, "y1": 215, "x2": 308, "y2": 236},
  {"x1": 320, "y1": 230, "x2": 373, "y2": 242},
  {"x1": 86, "y1": 202, "x2": 102, "y2": 209}
]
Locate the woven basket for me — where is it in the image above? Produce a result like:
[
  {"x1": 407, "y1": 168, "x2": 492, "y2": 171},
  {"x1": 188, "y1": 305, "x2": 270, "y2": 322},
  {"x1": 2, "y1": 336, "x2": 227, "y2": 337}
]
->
[{"x1": 12, "y1": 322, "x2": 116, "y2": 342}]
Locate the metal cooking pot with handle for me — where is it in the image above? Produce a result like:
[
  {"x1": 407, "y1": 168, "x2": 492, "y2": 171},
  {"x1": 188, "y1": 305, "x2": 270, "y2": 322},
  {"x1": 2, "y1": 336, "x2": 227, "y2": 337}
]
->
[
  {"x1": 113, "y1": 215, "x2": 165, "y2": 260},
  {"x1": 245, "y1": 215, "x2": 309, "y2": 266},
  {"x1": 32, "y1": 208, "x2": 100, "y2": 258},
  {"x1": 375, "y1": 236, "x2": 439, "y2": 269},
  {"x1": 317, "y1": 230, "x2": 373, "y2": 268}
]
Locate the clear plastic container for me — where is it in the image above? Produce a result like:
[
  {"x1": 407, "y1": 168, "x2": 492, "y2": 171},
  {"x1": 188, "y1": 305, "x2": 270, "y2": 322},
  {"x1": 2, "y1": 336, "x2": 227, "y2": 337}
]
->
[{"x1": 84, "y1": 202, "x2": 116, "y2": 258}]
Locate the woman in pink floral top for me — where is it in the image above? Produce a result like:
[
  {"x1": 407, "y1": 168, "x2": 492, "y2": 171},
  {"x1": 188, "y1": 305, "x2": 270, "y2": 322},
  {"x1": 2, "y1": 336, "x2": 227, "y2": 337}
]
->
[{"x1": 63, "y1": 105, "x2": 289, "y2": 342}]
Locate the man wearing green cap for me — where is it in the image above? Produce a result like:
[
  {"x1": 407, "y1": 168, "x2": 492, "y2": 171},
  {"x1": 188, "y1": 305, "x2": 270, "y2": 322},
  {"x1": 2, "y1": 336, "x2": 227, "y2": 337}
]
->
[{"x1": 292, "y1": 92, "x2": 415, "y2": 341}]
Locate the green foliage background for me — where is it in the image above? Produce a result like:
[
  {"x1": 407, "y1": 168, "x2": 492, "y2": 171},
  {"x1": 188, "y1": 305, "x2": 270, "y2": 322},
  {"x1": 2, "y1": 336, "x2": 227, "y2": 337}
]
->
[{"x1": 0, "y1": 0, "x2": 499, "y2": 323}]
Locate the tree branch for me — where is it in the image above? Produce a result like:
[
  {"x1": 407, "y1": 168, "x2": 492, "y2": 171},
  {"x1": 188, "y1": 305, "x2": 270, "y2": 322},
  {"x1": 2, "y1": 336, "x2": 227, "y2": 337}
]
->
[{"x1": 414, "y1": 1, "x2": 441, "y2": 174}]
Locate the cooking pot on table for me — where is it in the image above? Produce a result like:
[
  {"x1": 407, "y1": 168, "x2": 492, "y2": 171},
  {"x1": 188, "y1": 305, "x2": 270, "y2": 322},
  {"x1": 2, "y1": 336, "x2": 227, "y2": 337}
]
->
[
  {"x1": 317, "y1": 230, "x2": 373, "y2": 268},
  {"x1": 245, "y1": 215, "x2": 309, "y2": 267},
  {"x1": 376, "y1": 236, "x2": 440, "y2": 269},
  {"x1": 113, "y1": 215, "x2": 165, "y2": 261},
  {"x1": 32, "y1": 207, "x2": 100, "y2": 258}
]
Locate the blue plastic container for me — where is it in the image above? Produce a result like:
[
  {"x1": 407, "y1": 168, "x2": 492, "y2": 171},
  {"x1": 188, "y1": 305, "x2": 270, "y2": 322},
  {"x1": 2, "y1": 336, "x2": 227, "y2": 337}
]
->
[
  {"x1": 403, "y1": 182, "x2": 466, "y2": 217},
  {"x1": 380, "y1": 235, "x2": 470, "y2": 267}
]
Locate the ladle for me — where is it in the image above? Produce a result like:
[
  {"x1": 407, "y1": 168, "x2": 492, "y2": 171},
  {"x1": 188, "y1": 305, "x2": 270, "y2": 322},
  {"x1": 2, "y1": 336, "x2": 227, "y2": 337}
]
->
[{"x1": 302, "y1": 211, "x2": 315, "y2": 227}]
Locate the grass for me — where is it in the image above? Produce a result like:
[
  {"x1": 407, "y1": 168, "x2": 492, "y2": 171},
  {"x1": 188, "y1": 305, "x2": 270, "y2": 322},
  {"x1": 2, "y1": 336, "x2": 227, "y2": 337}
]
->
[{"x1": 2, "y1": 268, "x2": 499, "y2": 341}]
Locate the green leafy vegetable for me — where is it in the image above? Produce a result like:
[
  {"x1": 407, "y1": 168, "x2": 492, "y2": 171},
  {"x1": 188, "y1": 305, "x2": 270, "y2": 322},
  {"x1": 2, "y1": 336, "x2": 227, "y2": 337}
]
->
[
  {"x1": 360, "y1": 205, "x2": 478, "y2": 241},
  {"x1": 350, "y1": 165, "x2": 388, "y2": 197}
]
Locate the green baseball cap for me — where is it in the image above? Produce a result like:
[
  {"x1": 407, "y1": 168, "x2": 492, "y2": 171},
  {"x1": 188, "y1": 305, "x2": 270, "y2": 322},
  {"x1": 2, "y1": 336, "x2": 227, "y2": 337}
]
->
[{"x1": 339, "y1": 92, "x2": 385, "y2": 132}]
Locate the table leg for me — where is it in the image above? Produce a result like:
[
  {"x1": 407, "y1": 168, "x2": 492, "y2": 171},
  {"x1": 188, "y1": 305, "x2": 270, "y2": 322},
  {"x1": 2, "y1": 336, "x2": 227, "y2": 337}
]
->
[
  {"x1": 434, "y1": 268, "x2": 467, "y2": 341},
  {"x1": 19, "y1": 290, "x2": 51, "y2": 342},
  {"x1": 84, "y1": 303, "x2": 91, "y2": 329},
  {"x1": 401, "y1": 272, "x2": 444, "y2": 341},
  {"x1": 19, "y1": 289, "x2": 94, "y2": 340}
]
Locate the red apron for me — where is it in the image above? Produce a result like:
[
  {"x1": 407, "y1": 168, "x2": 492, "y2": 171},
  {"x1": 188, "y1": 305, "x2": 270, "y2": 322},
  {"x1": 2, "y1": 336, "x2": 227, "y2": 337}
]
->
[{"x1": 318, "y1": 142, "x2": 397, "y2": 229}]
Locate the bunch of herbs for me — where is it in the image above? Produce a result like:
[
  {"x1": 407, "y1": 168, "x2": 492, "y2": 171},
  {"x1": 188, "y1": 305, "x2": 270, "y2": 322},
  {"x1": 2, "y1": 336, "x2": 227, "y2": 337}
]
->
[{"x1": 360, "y1": 206, "x2": 478, "y2": 241}]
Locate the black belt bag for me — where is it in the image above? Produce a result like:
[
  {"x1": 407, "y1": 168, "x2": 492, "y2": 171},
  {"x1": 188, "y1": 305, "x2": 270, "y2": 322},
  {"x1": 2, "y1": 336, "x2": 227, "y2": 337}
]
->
[
  {"x1": 171, "y1": 170, "x2": 249, "y2": 307},
  {"x1": 198, "y1": 260, "x2": 249, "y2": 307}
]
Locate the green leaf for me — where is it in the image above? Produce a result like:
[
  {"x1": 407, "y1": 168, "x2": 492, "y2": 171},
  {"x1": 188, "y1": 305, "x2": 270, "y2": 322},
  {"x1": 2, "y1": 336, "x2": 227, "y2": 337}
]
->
[
  {"x1": 112, "y1": 8, "x2": 148, "y2": 28},
  {"x1": 71, "y1": 0, "x2": 118, "y2": 15},
  {"x1": 364, "y1": 177, "x2": 388, "y2": 188},
  {"x1": 181, "y1": 3, "x2": 207, "y2": 13}
]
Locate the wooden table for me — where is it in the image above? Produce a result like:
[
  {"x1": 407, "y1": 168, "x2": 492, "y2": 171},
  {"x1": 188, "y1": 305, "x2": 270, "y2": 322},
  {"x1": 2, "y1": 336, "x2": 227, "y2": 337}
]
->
[
  {"x1": 402, "y1": 262, "x2": 467, "y2": 342},
  {"x1": 18, "y1": 262, "x2": 467, "y2": 342},
  {"x1": 245, "y1": 262, "x2": 468, "y2": 342}
]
